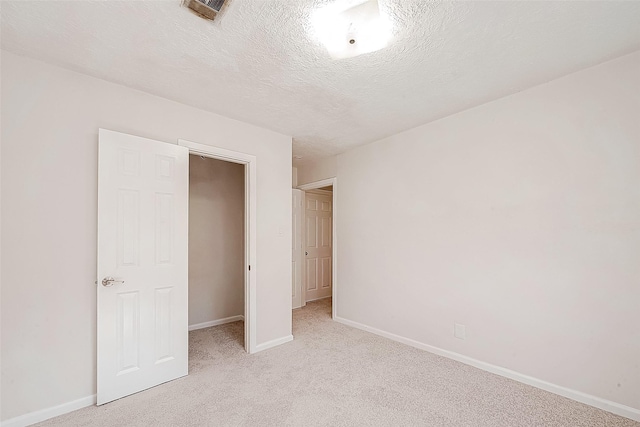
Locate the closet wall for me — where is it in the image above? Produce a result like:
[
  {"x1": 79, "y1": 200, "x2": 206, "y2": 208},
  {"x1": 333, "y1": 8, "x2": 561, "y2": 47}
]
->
[{"x1": 189, "y1": 155, "x2": 245, "y2": 326}]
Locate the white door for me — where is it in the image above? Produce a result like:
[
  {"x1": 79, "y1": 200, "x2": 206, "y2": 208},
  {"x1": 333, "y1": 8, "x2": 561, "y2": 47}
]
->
[
  {"x1": 292, "y1": 189, "x2": 304, "y2": 309},
  {"x1": 304, "y1": 192, "x2": 332, "y2": 302},
  {"x1": 97, "y1": 129, "x2": 189, "y2": 405}
]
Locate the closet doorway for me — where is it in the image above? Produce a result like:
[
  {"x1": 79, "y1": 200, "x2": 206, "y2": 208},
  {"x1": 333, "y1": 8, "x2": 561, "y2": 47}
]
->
[
  {"x1": 179, "y1": 139, "x2": 257, "y2": 353},
  {"x1": 188, "y1": 154, "x2": 244, "y2": 344}
]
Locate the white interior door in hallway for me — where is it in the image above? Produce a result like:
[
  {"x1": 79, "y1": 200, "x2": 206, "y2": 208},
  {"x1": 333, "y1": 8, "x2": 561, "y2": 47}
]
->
[
  {"x1": 97, "y1": 129, "x2": 189, "y2": 405},
  {"x1": 304, "y1": 192, "x2": 332, "y2": 302}
]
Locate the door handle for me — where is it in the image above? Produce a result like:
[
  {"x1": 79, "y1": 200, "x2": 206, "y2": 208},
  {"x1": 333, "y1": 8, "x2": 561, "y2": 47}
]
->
[{"x1": 102, "y1": 277, "x2": 125, "y2": 287}]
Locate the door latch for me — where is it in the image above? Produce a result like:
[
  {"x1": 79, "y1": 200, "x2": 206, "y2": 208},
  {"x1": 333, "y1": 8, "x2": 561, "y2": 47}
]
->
[{"x1": 101, "y1": 277, "x2": 125, "y2": 287}]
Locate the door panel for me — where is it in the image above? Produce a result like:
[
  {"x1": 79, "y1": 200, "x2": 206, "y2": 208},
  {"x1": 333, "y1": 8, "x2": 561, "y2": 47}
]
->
[
  {"x1": 321, "y1": 217, "x2": 331, "y2": 247},
  {"x1": 116, "y1": 291, "x2": 140, "y2": 374},
  {"x1": 155, "y1": 194, "x2": 174, "y2": 264},
  {"x1": 306, "y1": 258, "x2": 318, "y2": 291},
  {"x1": 304, "y1": 192, "x2": 332, "y2": 302},
  {"x1": 155, "y1": 287, "x2": 174, "y2": 363},
  {"x1": 321, "y1": 257, "x2": 331, "y2": 289},
  {"x1": 98, "y1": 129, "x2": 188, "y2": 405},
  {"x1": 306, "y1": 216, "x2": 317, "y2": 248},
  {"x1": 117, "y1": 190, "x2": 140, "y2": 267}
]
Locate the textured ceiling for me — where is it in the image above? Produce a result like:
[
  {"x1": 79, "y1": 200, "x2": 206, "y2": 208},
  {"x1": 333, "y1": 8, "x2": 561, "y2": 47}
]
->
[{"x1": 2, "y1": 1, "x2": 640, "y2": 165}]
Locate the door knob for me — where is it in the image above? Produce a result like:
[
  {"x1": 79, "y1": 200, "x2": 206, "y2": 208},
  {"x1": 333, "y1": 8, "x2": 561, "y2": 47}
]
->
[{"x1": 102, "y1": 277, "x2": 125, "y2": 287}]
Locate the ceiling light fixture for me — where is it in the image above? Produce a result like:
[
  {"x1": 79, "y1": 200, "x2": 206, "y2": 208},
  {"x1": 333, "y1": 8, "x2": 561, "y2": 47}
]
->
[{"x1": 311, "y1": 0, "x2": 392, "y2": 59}]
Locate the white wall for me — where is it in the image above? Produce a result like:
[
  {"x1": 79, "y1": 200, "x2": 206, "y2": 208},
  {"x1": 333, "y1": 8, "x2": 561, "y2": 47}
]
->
[
  {"x1": 296, "y1": 156, "x2": 336, "y2": 186},
  {"x1": 0, "y1": 51, "x2": 292, "y2": 421},
  {"x1": 336, "y1": 51, "x2": 640, "y2": 411},
  {"x1": 189, "y1": 155, "x2": 244, "y2": 326}
]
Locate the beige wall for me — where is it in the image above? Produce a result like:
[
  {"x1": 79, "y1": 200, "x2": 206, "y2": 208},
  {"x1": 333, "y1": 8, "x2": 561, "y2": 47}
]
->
[
  {"x1": 292, "y1": 166, "x2": 298, "y2": 187},
  {"x1": 189, "y1": 155, "x2": 244, "y2": 326},
  {"x1": 0, "y1": 51, "x2": 292, "y2": 421},
  {"x1": 336, "y1": 51, "x2": 640, "y2": 410},
  {"x1": 296, "y1": 156, "x2": 337, "y2": 186}
]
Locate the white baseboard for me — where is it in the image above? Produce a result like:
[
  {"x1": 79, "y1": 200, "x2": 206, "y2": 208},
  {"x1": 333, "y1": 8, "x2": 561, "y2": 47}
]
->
[
  {"x1": 1, "y1": 394, "x2": 96, "y2": 427},
  {"x1": 253, "y1": 334, "x2": 293, "y2": 353},
  {"x1": 334, "y1": 316, "x2": 640, "y2": 422},
  {"x1": 188, "y1": 315, "x2": 244, "y2": 331},
  {"x1": 1, "y1": 317, "x2": 282, "y2": 427}
]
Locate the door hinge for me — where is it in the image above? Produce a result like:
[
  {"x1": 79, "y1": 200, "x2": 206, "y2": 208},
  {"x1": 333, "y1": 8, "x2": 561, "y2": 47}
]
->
[{"x1": 248, "y1": 265, "x2": 251, "y2": 271}]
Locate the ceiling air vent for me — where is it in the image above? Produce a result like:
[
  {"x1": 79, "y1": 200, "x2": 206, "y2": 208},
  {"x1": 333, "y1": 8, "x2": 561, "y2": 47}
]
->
[{"x1": 185, "y1": 0, "x2": 226, "y2": 21}]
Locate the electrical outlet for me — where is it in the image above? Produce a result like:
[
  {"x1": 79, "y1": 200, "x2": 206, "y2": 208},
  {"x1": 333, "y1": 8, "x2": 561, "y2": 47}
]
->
[{"x1": 454, "y1": 323, "x2": 466, "y2": 340}]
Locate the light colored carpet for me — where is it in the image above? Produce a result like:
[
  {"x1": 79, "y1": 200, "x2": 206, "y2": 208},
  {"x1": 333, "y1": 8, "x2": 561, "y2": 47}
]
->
[{"x1": 37, "y1": 298, "x2": 637, "y2": 426}]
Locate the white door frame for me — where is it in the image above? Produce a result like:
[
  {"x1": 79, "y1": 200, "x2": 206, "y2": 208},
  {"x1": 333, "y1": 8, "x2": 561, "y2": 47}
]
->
[
  {"x1": 291, "y1": 189, "x2": 304, "y2": 310},
  {"x1": 178, "y1": 139, "x2": 257, "y2": 354},
  {"x1": 297, "y1": 177, "x2": 337, "y2": 319}
]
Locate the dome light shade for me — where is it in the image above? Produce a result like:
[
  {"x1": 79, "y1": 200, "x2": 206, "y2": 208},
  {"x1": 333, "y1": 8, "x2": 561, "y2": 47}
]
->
[{"x1": 311, "y1": 0, "x2": 392, "y2": 59}]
